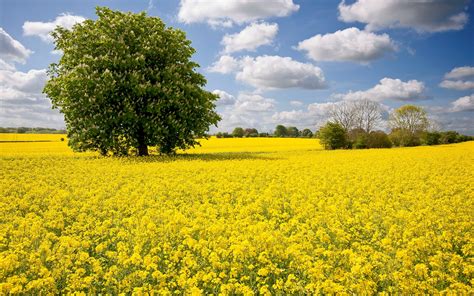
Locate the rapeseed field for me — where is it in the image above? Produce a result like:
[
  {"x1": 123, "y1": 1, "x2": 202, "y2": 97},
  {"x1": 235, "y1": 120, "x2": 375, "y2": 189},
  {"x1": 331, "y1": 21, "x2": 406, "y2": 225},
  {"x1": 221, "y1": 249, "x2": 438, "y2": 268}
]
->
[{"x1": 1, "y1": 135, "x2": 473, "y2": 294}]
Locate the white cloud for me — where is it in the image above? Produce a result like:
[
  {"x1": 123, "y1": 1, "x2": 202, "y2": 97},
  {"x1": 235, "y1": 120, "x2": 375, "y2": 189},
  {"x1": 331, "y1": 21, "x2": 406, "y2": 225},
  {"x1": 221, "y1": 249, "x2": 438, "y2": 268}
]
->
[
  {"x1": 440, "y1": 66, "x2": 474, "y2": 90},
  {"x1": 212, "y1": 89, "x2": 236, "y2": 106},
  {"x1": 451, "y1": 94, "x2": 474, "y2": 112},
  {"x1": 338, "y1": 0, "x2": 469, "y2": 32},
  {"x1": 214, "y1": 92, "x2": 277, "y2": 132},
  {"x1": 444, "y1": 66, "x2": 474, "y2": 80},
  {"x1": 334, "y1": 78, "x2": 426, "y2": 102},
  {"x1": 439, "y1": 80, "x2": 474, "y2": 91},
  {"x1": 271, "y1": 102, "x2": 342, "y2": 129},
  {"x1": 208, "y1": 55, "x2": 240, "y2": 74},
  {"x1": 222, "y1": 22, "x2": 278, "y2": 54},
  {"x1": 236, "y1": 55, "x2": 326, "y2": 90},
  {"x1": 234, "y1": 93, "x2": 276, "y2": 112},
  {"x1": 0, "y1": 28, "x2": 32, "y2": 65},
  {"x1": 23, "y1": 13, "x2": 86, "y2": 42},
  {"x1": 0, "y1": 59, "x2": 15, "y2": 71},
  {"x1": 289, "y1": 100, "x2": 304, "y2": 107},
  {"x1": 296, "y1": 27, "x2": 396, "y2": 63},
  {"x1": 0, "y1": 68, "x2": 64, "y2": 128},
  {"x1": 178, "y1": 0, "x2": 299, "y2": 27},
  {"x1": 0, "y1": 69, "x2": 48, "y2": 93}
]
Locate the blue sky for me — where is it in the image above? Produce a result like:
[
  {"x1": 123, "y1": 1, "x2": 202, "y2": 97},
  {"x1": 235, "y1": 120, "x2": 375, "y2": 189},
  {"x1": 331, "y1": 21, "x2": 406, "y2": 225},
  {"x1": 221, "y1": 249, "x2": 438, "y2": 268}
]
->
[{"x1": 1, "y1": 0, "x2": 473, "y2": 134}]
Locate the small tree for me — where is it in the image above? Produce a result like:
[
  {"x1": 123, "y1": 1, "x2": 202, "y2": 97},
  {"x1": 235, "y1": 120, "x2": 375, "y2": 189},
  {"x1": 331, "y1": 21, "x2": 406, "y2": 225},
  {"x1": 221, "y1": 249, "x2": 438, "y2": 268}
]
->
[
  {"x1": 274, "y1": 125, "x2": 288, "y2": 137},
  {"x1": 301, "y1": 128, "x2": 313, "y2": 138},
  {"x1": 43, "y1": 7, "x2": 220, "y2": 156},
  {"x1": 244, "y1": 128, "x2": 258, "y2": 137},
  {"x1": 287, "y1": 126, "x2": 299, "y2": 137},
  {"x1": 319, "y1": 122, "x2": 348, "y2": 150},
  {"x1": 389, "y1": 105, "x2": 429, "y2": 147},
  {"x1": 232, "y1": 127, "x2": 244, "y2": 138}
]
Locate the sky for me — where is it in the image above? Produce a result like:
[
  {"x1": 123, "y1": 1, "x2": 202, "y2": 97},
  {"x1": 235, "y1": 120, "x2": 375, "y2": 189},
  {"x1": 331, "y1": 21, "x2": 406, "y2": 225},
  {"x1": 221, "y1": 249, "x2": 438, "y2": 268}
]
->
[{"x1": 1, "y1": 0, "x2": 473, "y2": 134}]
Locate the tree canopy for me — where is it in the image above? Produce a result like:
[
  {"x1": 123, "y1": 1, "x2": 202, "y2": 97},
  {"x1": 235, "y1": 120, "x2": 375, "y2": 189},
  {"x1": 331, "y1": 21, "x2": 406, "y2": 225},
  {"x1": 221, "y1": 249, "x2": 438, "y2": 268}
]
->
[{"x1": 44, "y1": 7, "x2": 220, "y2": 156}]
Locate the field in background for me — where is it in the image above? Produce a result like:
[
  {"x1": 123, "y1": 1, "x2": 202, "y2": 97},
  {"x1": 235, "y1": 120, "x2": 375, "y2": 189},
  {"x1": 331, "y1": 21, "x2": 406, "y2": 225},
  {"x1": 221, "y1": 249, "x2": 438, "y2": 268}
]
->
[{"x1": 1, "y1": 135, "x2": 473, "y2": 294}]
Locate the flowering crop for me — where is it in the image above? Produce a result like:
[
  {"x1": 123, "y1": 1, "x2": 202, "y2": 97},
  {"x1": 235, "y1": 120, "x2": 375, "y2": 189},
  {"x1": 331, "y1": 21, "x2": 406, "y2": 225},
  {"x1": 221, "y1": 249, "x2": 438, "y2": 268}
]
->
[{"x1": 1, "y1": 135, "x2": 473, "y2": 294}]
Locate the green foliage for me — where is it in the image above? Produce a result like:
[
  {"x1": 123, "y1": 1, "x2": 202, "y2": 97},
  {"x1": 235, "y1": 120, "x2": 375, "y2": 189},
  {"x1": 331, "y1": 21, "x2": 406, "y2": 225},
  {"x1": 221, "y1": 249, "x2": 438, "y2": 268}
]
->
[
  {"x1": 286, "y1": 126, "x2": 299, "y2": 137},
  {"x1": 43, "y1": 7, "x2": 220, "y2": 156},
  {"x1": 232, "y1": 127, "x2": 244, "y2": 138},
  {"x1": 440, "y1": 131, "x2": 459, "y2": 144},
  {"x1": 301, "y1": 128, "x2": 313, "y2": 138},
  {"x1": 366, "y1": 131, "x2": 392, "y2": 148},
  {"x1": 423, "y1": 131, "x2": 441, "y2": 145},
  {"x1": 388, "y1": 105, "x2": 428, "y2": 147},
  {"x1": 274, "y1": 125, "x2": 288, "y2": 137},
  {"x1": 319, "y1": 122, "x2": 348, "y2": 150},
  {"x1": 389, "y1": 128, "x2": 421, "y2": 147},
  {"x1": 353, "y1": 134, "x2": 368, "y2": 149}
]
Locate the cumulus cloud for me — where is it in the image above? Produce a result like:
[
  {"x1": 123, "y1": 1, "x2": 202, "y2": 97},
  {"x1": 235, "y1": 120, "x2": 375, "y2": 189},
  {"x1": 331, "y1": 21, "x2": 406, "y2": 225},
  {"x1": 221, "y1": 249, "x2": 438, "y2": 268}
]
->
[
  {"x1": 444, "y1": 66, "x2": 474, "y2": 80},
  {"x1": 450, "y1": 94, "x2": 474, "y2": 112},
  {"x1": 290, "y1": 100, "x2": 304, "y2": 107},
  {"x1": 208, "y1": 55, "x2": 240, "y2": 74},
  {"x1": 23, "y1": 13, "x2": 86, "y2": 42},
  {"x1": 334, "y1": 78, "x2": 426, "y2": 102},
  {"x1": 296, "y1": 27, "x2": 397, "y2": 63},
  {"x1": 0, "y1": 28, "x2": 32, "y2": 65},
  {"x1": 212, "y1": 89, "x2": 236, "y2": 106},
  {"x1": 236, "y1": 55, "x2": 326, "y2": 90},
  {"x1": 439, "y1": 80, "x2": 474, "y2": 91},
  {"x1": 234, "y1": 93, "x2": 276, "y2": 112},
  {"x1": 222, "y1": 22, "x2": 278, "y2": 54},
  {"x1": 338, "y1": 0, "x2": 469, "y2": 32},
  {"x1": 178, "y1": 0, "x2": 299, "y2": 27},
  {"x1": 213, "y1": 92, "x2": 277, "y2": 131},
  {"x1": 209, "y1": 55, "x2": 326, "y2": 90},
  {"x1": 440, "y1": 66, "x2": 474, "y2": 90},
  {"x1": 271, "y1": 101, "x2": 367, "y2": 129},
  {"x1": 0, "y1": 68, "x2": 64, "y2": 128}
]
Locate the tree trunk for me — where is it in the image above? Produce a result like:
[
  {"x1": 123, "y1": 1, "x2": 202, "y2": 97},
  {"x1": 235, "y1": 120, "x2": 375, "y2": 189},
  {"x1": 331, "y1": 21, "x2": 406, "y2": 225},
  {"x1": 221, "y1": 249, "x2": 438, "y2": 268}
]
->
[
  {"x1": 138, "y1": 143, "x2": 148, "y2": 156},
  {"x1": 137, "y1": 125, "x2": 148, "y2": 156}
]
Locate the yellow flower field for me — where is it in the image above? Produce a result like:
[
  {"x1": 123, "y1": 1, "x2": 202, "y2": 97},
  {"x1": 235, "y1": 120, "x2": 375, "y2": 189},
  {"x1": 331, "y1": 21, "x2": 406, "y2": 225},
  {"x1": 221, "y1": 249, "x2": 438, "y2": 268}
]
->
[{"x1": 1, "y1": 135, "x2": 473, "y2": 294}]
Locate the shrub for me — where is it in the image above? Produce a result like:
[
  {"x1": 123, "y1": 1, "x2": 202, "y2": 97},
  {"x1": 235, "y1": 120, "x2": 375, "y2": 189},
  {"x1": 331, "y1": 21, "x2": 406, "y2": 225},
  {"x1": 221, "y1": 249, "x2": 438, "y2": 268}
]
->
[
  {"x1": 440, "y1": 131, "x2": 459, "y2": 144},
  {"x1": 423, "y1": 132, "x2": 441, "y2": 145},
  {"x1": 319, "y1": 122, "x2": 348, "y2": 150},
  {"x1": 367, "y1": 131, "x2": 392, "y2": 148}
]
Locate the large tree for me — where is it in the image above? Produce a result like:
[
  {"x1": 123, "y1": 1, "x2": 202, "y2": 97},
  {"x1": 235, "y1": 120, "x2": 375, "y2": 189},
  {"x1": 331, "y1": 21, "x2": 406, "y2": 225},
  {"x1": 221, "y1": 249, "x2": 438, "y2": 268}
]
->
[
  {"x1": 389, "y1": 105, "x2": 429, "y2": 135},
  {"x1": 330, "y1": 99, "x2": 382, "y2": 133},
  {"x1": 389, "y1": 105, "x2": 429, "y2": 146},
  {"x1": 44, "y1": 7, "x2": 220, "y2": 156}
]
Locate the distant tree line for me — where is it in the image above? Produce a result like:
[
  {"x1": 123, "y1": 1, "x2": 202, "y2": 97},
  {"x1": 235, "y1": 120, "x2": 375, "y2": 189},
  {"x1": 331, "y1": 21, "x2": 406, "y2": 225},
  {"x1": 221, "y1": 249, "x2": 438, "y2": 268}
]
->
[
  {"x1": 0, "y1": 127, "x2": 66, "y2": 134},
  {"x1": 317, "y1": 101, "x2": 473, "y2": 150},
  {"x1": 215, "y1": 126, "x2": 314, "y2": 138},
  {"x1": 213, "y1": 100, "x2": 473, "y2": 150}
]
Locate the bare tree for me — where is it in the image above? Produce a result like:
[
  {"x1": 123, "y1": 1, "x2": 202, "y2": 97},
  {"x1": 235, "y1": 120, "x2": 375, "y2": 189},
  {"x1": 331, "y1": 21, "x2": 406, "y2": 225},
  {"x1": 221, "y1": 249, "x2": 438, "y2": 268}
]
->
[
  {"x1": 329, "y1": 99, "x2": 382, "y2": 132},
  {"x1": 352, "y1": 99, "x2": 382, "y2": 133},
  {"x1": 329, "y1": 101, "x2": 356, "y2": 131}
]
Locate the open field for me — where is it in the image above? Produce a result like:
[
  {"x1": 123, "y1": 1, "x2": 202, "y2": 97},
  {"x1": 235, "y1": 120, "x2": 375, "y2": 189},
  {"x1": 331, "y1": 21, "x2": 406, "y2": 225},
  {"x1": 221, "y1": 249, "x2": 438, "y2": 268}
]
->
[{"x1": 1, "y1": 135, "x2": 473, "y2": 294}]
